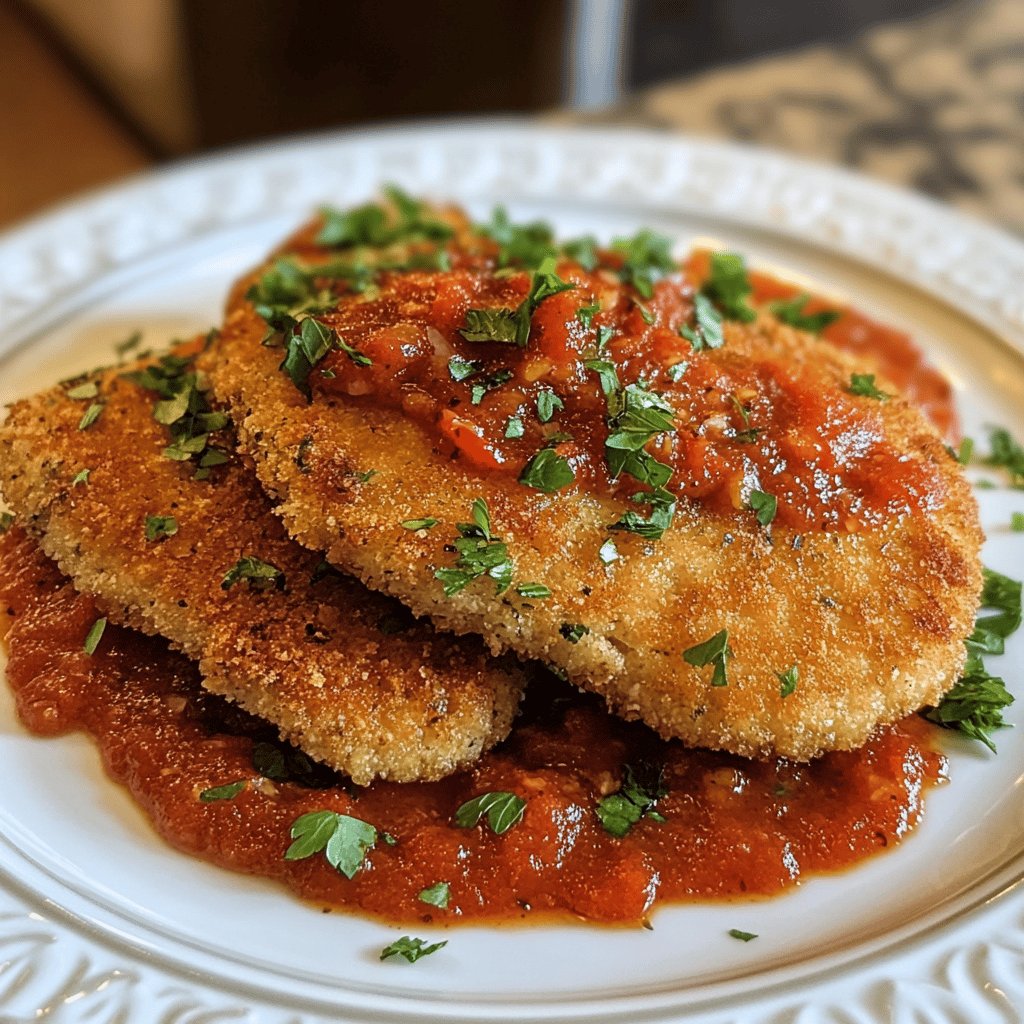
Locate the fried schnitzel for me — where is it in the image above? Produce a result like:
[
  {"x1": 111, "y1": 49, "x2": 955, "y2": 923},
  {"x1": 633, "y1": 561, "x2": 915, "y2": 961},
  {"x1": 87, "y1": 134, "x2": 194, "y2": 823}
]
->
[
  {"x1": 0, "y1": 344, "x2": 524, "y2": 783},
  {"x1": 202, "y1": 197, "x2": 983, "y2": 761}
]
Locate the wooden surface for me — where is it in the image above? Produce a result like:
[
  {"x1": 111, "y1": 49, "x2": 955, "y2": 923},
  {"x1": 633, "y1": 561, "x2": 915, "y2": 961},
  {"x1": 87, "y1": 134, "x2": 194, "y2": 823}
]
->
[{"x1": 0, "y1": 5, "x2": 150, "y2": 229}]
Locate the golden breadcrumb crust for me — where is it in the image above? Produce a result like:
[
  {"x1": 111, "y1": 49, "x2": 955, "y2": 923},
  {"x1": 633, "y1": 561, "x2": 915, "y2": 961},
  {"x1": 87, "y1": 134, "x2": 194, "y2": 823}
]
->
[
  {"x1": 0, "y1": 357, "x2": 524, "y2": 784},
  {"x1": 203, "y1": 290, "x2": 983, "y2": 762}
]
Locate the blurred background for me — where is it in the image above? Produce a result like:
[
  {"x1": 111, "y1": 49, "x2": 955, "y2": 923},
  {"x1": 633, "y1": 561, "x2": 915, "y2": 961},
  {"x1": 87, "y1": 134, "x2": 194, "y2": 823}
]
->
[{"x1": 3, "y1": 0, "x2": 1022, "y2": 231}]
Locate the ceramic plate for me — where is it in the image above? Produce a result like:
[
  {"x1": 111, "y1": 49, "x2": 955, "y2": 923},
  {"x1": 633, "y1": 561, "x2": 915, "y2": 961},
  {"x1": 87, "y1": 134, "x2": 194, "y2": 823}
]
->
[{"x1": 0, "y1": 122, "x2": 1022, "y2": 1024}]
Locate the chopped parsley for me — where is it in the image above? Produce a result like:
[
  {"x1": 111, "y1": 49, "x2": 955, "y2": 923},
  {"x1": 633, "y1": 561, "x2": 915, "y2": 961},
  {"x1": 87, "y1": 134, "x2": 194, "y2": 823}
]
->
[
  {"x1": 703, "y1": 252, "x2": 756, "y2": 323},
  {"x1": 536, "y1": 389, "x2": 564, "y2": 423},
  {"x1": 380, "y1": 936, "x2": 448, "y2": 963},
  {"x1": 66, "y1": 381, "x2": 99, "y2": 400},
  {"x1": 605, "y1": 383, "x2": 675, "y2": 484},
  {"x1": 454, "y1": 791, "x2": 526, "y2": 835},
  {"x1": 448, "y1": 355, "x2": 478, "y2": 382},
  {"x1": 144, "y1": 514, "x2": 178, "y2": 542},
  {"x1": 516, "y1": 582, "x2": 552, "y2": 599},
  {"x1": 679, "y1": 292, "x2": 724, "y2": 351},
  {"x1": 925, "y1": 566, "x2": 1021, "y2": 751},
  {"x1": 608, "y1": 488, "x2": 677, "y2": 541},
  {"x1": 770, "y1": 293, "x2": 841, "y2": 333},
  {"x1": 576, "y1": 302, "x2": 601, "y2": 328},
  {"x1": 748, "y1": 490, "x2": 777, "y2": 526},
  {"x1": 221, "y1": 556, "x2": 285, "y2": 592},
  {"x1": 401, "y1": 517, "x2": 438, "y2": 531},
  {"x1": 666, "y1": 361, "x2": 688, "y2": 383},
  {"x1": 504, "y1": 415, "x2": 525, "y2": 439},
  {"x1": 584, "y1": 358, "x2": 620, "y2": 397},
  {"x1": 612, "y1": 229, "x2": 675, "y2": 299},
  {"x1": 562, "y1": 235, "x2": 600, "y2": 271},
  {"x1": 434, "y1": 498, "x2": 515, "y2": 596},
  {"x1": 123, "y1": 352, "x2": 230, "y2": 477},
  {"x1": 460, "y1": 257, "x2": 574, "y2": 347},
  {"x1": 596, "y1": 762, "x2": 667, "y2": 838},
  {"x1": 598, "y1": 538, "x2": 619, "y2": 564},
  {"x1": 847, "y1": 373, "x2": 890, "y2": 401},
  {"x1": 285, "y1": 810, "x2": 377, "y2": 878},
  {"x1": 479, "y1": 206, "x2": 556, "y2": 268},
  {"x1": 560, "y1": 622, "x2": 590, "y2": 644},
  {"x1": 728, "y1": 929, "x2": 758, "y2": 942},
  {"x1": 777, "y1": 665, "x2": 798, "y2": 698},
  {"x1": 984, "y1": 426, "x2": 1024, "y2": 488},
  {"x1": 519, "y1": 447, "x2": 575, "y2": 493},
  {"x1": 77, "y1": 402, "x2": 105, "y2": 431},
  {"x1": 199, "y1": 780, "x2": 246, "y2": 802},
  {"x1": 683, "y1": 629, "x2": 733, "y2": 687},
  {"x1": 83, "y1": 617, "x2": 107, "y2": 656},
  {"x1": 470, "y1": 368, "x2": 513, "y2": 405},
  {"x1": 418, "y1": 881, "x2": 451, "y2": 909},
  {"x1": 1012, "y1": 512, "x2": 1024, "y2": 532},
  {"x1": 280, "y1": 317, "x2": 370, "y2": 401},
  {"x1": 71, "y1": 469, "x2": 90, "y2": 487},
  {"x1": 317, "y1": 186, "x2": 452, "y2": 249}
]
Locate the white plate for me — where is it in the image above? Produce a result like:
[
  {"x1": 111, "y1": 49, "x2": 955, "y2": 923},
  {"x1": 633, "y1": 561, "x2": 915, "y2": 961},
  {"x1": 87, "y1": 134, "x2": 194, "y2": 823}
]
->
[{"x1": 0, "y1": 121, "x2": 1022, "y2": 1024}]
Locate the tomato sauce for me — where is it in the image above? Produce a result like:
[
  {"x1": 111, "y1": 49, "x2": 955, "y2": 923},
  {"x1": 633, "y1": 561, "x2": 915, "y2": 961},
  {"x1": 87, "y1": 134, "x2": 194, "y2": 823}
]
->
[
  {"x1": 311, "y1": 244, "x2": 953, "y2": 532},
  {"x1": 0, "y1": 527, "x2": 946, "y2": 925}
]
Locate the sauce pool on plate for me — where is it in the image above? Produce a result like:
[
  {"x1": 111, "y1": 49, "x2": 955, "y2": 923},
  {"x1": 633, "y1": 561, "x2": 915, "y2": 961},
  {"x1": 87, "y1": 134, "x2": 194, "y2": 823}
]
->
[{"x1": 0, "y1": 527, "x2": 947, "y2": 925}]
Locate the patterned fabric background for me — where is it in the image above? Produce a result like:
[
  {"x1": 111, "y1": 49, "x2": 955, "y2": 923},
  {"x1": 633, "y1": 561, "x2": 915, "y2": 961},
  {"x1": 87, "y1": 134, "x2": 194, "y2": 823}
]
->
[{"x1": 566, "y1": 0, "x2": 1024, "y2": 234}]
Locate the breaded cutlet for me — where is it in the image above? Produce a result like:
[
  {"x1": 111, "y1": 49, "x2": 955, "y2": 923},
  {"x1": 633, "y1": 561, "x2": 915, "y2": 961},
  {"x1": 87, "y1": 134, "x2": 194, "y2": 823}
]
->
[
  {"x1": 0, "y1": 345, "x2": 524, "y2": 784},
  {"x1": 200, "y1": 202, "x2": 983, "y2": 762}
]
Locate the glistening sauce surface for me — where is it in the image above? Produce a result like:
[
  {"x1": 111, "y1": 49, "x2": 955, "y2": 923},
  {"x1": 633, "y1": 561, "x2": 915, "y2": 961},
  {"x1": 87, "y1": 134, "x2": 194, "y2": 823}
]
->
[
  {"x1": 276, "y1": 224, "x2": 956, "y2": 532},
  {"x1": 0, "y1": 528, "x2": 947, "y2": 925}
]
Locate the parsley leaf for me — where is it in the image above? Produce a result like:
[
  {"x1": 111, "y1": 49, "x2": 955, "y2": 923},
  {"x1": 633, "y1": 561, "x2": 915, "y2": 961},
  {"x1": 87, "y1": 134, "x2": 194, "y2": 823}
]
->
[
  {"x1": 560, "y1": 622, "x2": 590, "y2": 644},
  {"x1": 771, "y1": 293, "x2": 841, "y2": 333},
  {"x1": 418, "y1": 882, "x2": 451, "y2": 909},
  {"x1": 847, "y1": 373, "x2": 890, "y2": 400},
  {"x1": 200, "y1": 780, "x2": 246, "y2": 802},
  {"x1": 612, "y1": 229, "x2": 675, "y2": 299},
  {"x1": 1012, "y1": 512, "x2": 1024, "y2": 532},
  {"x1": 144, "y1": 514, "x2": 178, "y2": 542},
  {"x1": 78, "y1": 402, "x2": 105, "y2": 431},
  {"x1": 925, "y1": 566, "x2": 1021, "y2": 750},
  {"x1": 562, "y1": 235, "x2": 600, "y2": 271},
  {"x1": 460, "y1": 257, "x2": 574, "y2": 348},
  {"x1": 519, "y1": 447, "x2": 575, "y2": 493},
  {"x1": 479, "y1": 206, "x2": 556, "y2": 268},
  {"x1": 596, "y1": 762, "x2": 667, "y2": 838},
  {"x1": 728, "y1": 929, "x2": 758, "y2": 942},
  {"x1": 401, "y1": 517, "x2": 438, "y2": 531},
  {"x1": 83, "y1": 617, "x2": 107, "y2": 656},
  {"x1": 984, "y1": 426, "x2": 1024, "y2": 488},
  {"x1": 454, "y1": 791, "x2": 526, "y2": 835},
  {"x1": 448, "y1": 355, "x2": 478, "y2": 382},
  {"x1": 380, "y1": 936, "x2": 448, "y2": 963},
  {"x1": 703, "y1": 252, "x2": 756, "y2": 323},
  {"x1": 72, "y1": 469, "x2": 90, "y2": 487},
  {"x1": 609, "y1": 487, "x2": 677, "y2": 540},
  {"x1": 777, "y1": 665, "x2": 798, "y2": 698},
  {"x1": 683, "y1": 629, "x2": 733, "y2": 687},
  {"x1": 66, "y1": 381, "x2": 99, "y2": 400},
  {"x1": 317, "y1": 188, "x2": 452, "y2": 249},
  {"x1": 536, "y1": 389, "x2": 564, "y2": 423},
  {"x1": 285, "y1": 810, "x2": 377, "y2": 878},
  {"x1": 221, "y1": 556, "x2": 285, "y2": 591},
  {"x1": 504, "y1": 415, "x2": 525, "y2": 439},
  {"x1": 576, "y1": 302, "x2": 601, "y2": 328},
  {"x1": 516, "y1": 582, "x2": 552, "y2": 599},
  {"x1": 680, "y1": 292, "x2": 725, "y2": 352},
  {"x1": 748, "y1": 490, "x2": 777, "y2": 526}
]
